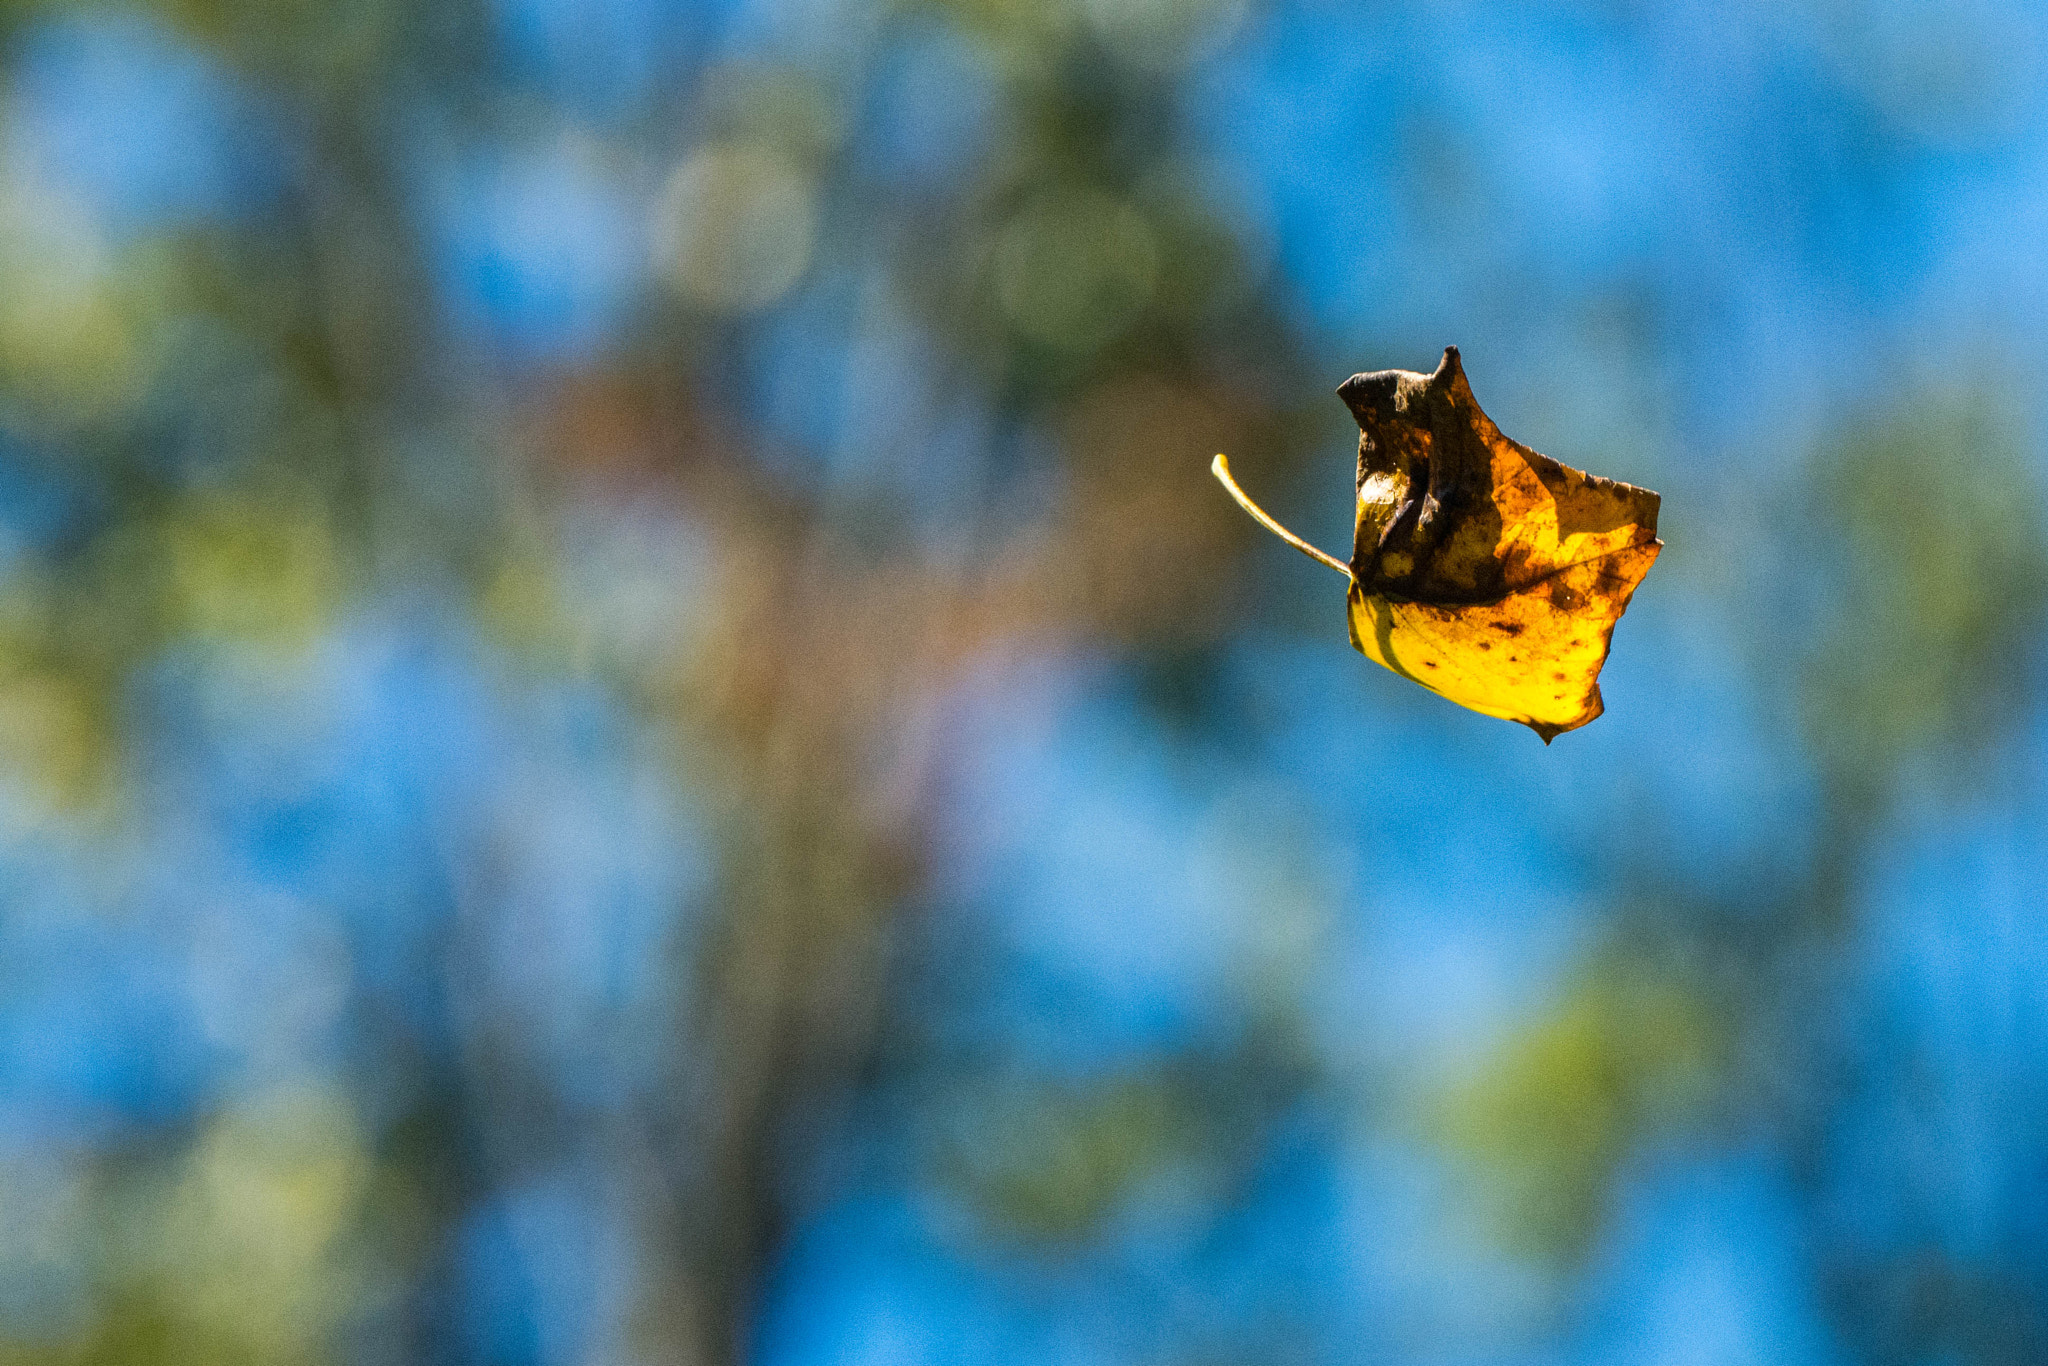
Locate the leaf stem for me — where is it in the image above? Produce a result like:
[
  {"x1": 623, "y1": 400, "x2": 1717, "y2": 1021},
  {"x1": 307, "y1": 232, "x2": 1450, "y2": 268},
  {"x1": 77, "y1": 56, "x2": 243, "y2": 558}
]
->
[{"x1": 1211, "y1": 454, "x2": 1352, "y2": 579}]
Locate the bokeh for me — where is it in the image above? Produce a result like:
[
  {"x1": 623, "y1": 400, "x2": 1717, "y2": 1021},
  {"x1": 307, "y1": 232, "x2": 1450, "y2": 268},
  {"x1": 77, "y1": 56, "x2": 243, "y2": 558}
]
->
[{"x1": 3, "y1": 0, "x2": 2047, "y2": 1362}]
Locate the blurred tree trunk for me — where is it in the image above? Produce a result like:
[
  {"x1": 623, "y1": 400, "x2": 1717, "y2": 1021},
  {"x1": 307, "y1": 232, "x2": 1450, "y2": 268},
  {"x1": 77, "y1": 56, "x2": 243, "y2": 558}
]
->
[{"x1": 664, "y1": 495, "x2": 965, "y2": 1363}]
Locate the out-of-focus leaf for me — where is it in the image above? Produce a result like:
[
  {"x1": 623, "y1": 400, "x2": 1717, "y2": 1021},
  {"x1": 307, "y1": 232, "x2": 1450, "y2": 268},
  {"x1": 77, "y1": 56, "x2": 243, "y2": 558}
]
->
[
  {"x1": 154, "y1": 1087, "x2": 373, "y2": 1356},
  {"x1": 0, "y1": 1089, "x2": 375, "y2": 1366},
  {"x1": 0, "y1": 671, "x2": 111, "y2": 814},
  {"x1": 159, "y1": 492, "x2": 338, "y2": 650},
  {"x1": 1430, "y1": 958, "x2": 1722, "y2": 1264},
  {"x1": 0, "y1": 573, "x2": 119, "y2": 813},
  {"x1": 1796, "y1": 393, "x2": 2048, "y2": 792},
  {"x1": 936, "y1": 1075, "x2": 1206, "y2": 1242},
  {"x1": 1215, "y1": 348, "x2": 1661, "y2": 740}
]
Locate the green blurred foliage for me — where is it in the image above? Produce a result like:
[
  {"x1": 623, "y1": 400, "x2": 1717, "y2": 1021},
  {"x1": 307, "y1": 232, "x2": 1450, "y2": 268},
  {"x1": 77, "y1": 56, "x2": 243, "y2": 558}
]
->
[
  {"x1": 941, "y1": 1074, "x2": 1208, "y2": 1241},
  {"x1": 1431, "y1": 955, "x2": 1724, "y2": 1264},
  {"x1": 1799, "y1": 393, "x2": 2048, "y2": 803},
  {"x1": 0, "y1": 1089, "x2": 384, "y2": 1366}
]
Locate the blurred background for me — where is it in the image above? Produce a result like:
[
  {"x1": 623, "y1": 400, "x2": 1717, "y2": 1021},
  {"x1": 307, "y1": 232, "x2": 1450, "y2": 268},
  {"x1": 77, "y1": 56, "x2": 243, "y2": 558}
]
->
[{"x1": 3, "y1": 0, "x2": 2047, "y2": 1361}]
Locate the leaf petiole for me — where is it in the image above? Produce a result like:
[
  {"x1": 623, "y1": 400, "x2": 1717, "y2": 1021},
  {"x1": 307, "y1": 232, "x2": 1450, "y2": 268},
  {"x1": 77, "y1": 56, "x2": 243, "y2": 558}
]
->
[{"x1": 1211, "y1": 454, "x2": 1353, "y2": 579}]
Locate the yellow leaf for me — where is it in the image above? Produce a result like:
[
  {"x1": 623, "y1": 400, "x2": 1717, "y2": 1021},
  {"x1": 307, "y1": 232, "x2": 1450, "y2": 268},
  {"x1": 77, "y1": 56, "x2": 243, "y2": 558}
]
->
[{"x1": 1214, "y1": 347, "x2": 1662, "y2": 741}]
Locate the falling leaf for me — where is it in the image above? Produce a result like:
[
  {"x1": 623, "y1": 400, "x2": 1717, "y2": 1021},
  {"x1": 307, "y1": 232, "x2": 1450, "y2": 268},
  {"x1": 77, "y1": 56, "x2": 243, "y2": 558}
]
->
[{"x1": 1213, "y1": 347, "x2": 1661, "y2": 741}]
